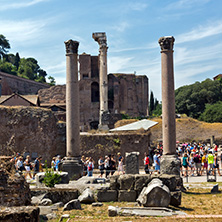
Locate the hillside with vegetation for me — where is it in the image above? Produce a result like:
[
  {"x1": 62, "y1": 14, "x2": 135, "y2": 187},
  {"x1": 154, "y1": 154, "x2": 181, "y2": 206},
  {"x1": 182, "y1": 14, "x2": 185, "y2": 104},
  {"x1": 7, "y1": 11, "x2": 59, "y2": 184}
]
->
[
  {"x1": 115, "y1": 117, "x2": 222, "y2": 144},
  {"x1": 0, "y1": 34, "x2": 55, "y2": 85},
  {"x1": 175, "y1": 78, "x2": 222, "y2": 122}
]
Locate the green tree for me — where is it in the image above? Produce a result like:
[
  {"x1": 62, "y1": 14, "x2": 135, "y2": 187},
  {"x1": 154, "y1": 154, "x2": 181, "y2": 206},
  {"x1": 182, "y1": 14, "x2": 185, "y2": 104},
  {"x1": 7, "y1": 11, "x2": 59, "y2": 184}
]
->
[
  {"x1": 149, "y1": 91, "x2": 154, "y2": 115},
  {"x1": 199, "y1": 102, "x2": 222, "y2": 123},
  {"x1": 0, "y1": 34, "x2": 10, "y2": 60},
  {"x1": 14, "y1": 52, "x2": 20, "y2": 70},
  {"x1": 175, "y1": 78, "x2": 222, "y2": 119},
  {"x1": 48, "y1": 76, "x2": 56, "y2": 86},
  {"x1": 0, "y1": 59, "x2": 17, "y2": 75}
]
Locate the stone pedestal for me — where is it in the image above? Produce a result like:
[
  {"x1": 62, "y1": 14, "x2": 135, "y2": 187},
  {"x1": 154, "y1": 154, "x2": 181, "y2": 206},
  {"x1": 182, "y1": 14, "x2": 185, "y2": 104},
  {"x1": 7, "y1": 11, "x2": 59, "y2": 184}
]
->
[
  {"x1": 158, "y1": 36, "x2": 180, "y2": 176},
  {"x1": 62, "y1": 157, "x2": 83, "y2": 180},
  {"x1": 92, "y1": 32, "x2": 110, "y2": 130},
  {"x1": 160, "y1": 155, "x2": 180, "y2": 176},
  {"x1": 125, "y1": 152, "x2": 140, "y2": 174},
  {"x1": 63, "y1": 39, "x2": 83, "y2": 179}
]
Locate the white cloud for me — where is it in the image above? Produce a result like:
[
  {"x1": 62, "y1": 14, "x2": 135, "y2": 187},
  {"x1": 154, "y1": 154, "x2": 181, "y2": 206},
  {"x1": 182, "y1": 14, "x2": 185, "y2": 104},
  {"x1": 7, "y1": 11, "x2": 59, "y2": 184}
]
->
[
  {"x1": 165, "y1": 0, "x2": 210, "y2": 10},
  {"x1": 127, "y1": 2, "x2": 148, "y2": 11},
  {"x1": 108, "y1": 56, "x2": 134, "y2": 73},
  {"x1": 0, "y1": 19, "x2": 47, "y2": 45},
  {"x1": 176, "y1": 21, "x2": 222, "y2": 44},
  {"x1": 111, "y1": 21, "x2": 130, "y2": 33},
  {"x1": 0, "y1": 0, "x2": 50, "y2": 11}
]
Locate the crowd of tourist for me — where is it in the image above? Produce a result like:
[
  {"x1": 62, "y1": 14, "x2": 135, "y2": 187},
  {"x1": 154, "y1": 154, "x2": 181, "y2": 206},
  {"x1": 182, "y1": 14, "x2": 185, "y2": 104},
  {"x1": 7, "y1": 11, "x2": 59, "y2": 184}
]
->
[
  {"x1": 10, "y1": 153, "x2": 62, "y2": 179},
  {"x1": 9, "y1": 142, "x2": 222, "y2": 179},
  {"x1": 81, "y1": 152, "x2": 125, "y2": 177},
  {"x1": 179, "y1": 143, "x2": 222, "y2": 177}
]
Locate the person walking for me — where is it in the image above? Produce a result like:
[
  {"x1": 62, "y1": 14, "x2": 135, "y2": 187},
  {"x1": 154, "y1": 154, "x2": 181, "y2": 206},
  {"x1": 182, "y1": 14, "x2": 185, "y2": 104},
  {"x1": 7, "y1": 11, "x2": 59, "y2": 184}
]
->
[
  {"x1": 213, "y1": 153, "x2": 221, "y2": 176},
  {"x1": 182, "y1": 153, "x2": 189, "y2": 177},
  {"x1": 153, "y1": 152, "x2": 160, "y2": 173},
  {"x1": 33, "y1": 156, "x2": 42, "y2": 179},
  {"x1": 144, "y1": 153, "x2": 150, "y2": 174},
  {"x1": 87, "y1": 157, "x2": 94, "y2": 177},
  {"x1": 98, "y1": 156, "x2": 105, "y2": 178},
  {"x1": 201, "y1": 151, "x2": 208, "y2": 175},
  {"x1": 208, "y1": 151, "x2": 214, "y2": 175},
  {"x1": 24, "y1": 155, "x2": 32, "y2": 179},
  {"x1": 117, "y1": 152, "x2": 124, "y2": 175}
]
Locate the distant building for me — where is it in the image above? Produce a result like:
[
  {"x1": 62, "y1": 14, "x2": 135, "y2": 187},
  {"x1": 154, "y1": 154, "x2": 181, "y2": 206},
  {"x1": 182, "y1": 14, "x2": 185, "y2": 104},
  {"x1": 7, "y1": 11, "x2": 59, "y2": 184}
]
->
[
  {"x1": 38, "y1": 53, "x2": 149, "y2": 130},
  {"x1": 0, "y1": 93, "x2": 39, "y2": 106}
]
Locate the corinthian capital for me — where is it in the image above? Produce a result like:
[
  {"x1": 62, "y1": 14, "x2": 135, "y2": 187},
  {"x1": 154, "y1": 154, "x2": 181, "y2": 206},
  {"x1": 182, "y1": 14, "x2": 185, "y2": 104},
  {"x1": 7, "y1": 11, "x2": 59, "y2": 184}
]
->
[
  {"x1": 158, "y1": 36, "x2": 175, "y2": 51},
  {"x1": 92, "y1": 32, "x2": 107, "y2": 49},
  {"x1": 64, "y1": 40, "x2": 79, "y2": 54}
]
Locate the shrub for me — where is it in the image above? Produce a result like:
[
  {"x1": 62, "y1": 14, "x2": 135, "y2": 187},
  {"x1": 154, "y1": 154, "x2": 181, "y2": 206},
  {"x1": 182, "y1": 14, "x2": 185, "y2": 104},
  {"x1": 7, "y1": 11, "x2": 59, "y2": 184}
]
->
[{"x1": 42, "y1": 163, "x2": 61, "y2": 188}]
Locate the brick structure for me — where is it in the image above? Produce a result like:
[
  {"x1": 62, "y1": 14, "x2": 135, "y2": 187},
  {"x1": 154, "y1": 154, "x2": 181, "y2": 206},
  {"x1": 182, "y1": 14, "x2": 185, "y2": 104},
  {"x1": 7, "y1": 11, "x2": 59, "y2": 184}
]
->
[
  {"x1": 0, "y1": 71, "x2": 50, "y2": 96},
  {"x1": 38, "y1": 53, "x2": 149, "y2": 130}
]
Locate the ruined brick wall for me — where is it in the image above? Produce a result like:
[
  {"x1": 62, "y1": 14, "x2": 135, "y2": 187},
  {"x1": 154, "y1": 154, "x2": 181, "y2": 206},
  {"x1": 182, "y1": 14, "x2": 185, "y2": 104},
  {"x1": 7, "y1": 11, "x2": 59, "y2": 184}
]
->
[
  {"x1": 0, "y1": 106, "x2": 66, "y2": 161},
  {"x1": 0, "y1": 168, "x2": 31, "y2": 207},
  {"x1": 0, "y1": 71, "x2": 50, "y2": 95},
  {"x1": 109, "y1": 73, "x2": 149, "y2": 117},
  {"x1": 80, "y1": 132, "x2": 151, "y2": 167}
]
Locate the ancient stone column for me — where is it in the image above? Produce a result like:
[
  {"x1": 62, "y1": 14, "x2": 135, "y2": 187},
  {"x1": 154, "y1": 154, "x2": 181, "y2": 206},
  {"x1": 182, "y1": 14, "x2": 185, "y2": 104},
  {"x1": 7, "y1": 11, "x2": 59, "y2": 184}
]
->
[
  {"x1": 158, "y1": 36, "x2": 180, "y2": 175},
  {"x1": 92, "y1": 32, "x2": 109, "y2": 130},
  {"x1": 62, "y1": 39, "x2": 83, "y2": 179}
]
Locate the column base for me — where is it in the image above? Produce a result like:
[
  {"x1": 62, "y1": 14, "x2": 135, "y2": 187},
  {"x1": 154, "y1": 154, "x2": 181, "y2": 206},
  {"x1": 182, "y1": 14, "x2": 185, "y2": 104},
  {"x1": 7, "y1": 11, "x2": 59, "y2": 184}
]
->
[
  {"x1": 98, "y1": 124, "x2": 109, "y2": 131},
  {"x1": 160, "y1": 154, "x2": 180, "y2": 176},
  {"x1": 62, "y1": 156, "x2": 83, "y2": 180}
]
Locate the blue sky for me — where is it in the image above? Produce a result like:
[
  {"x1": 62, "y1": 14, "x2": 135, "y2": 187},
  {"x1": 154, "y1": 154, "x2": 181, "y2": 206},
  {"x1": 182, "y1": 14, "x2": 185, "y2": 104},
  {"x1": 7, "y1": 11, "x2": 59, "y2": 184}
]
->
[{"x1": 0, "y1": 0, "x2": 221, "y2": 100}]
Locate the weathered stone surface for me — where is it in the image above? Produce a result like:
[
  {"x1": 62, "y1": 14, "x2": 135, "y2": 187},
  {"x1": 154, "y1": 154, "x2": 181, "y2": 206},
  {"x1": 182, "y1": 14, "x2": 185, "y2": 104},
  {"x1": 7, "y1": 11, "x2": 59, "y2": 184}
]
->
[
  {"x1": 160, "y1": 155, "x2": 181, "y2": 176},
  {"x1": 31, "y1": 196, "x2": 41, "y2": 205},
  {"x1": 0, "y1": 168, "x2": 31, "y2": 207},
  {"x1": 170, "y1": 190, "x2": 181, "y2": 207},
  {"x1": 109, "y1": 206, "x2": 186, "y2": 217},
  {"x1": 117, "y1": 174, "x2": 135, "y2": 190},
  {"x1": 153, "y1": 174, "x2": 177, "y2": 191},
  {"x1": 36, "y1": 171, "x2": 69, "y2": 188},
  {"x1": 134, "y1": 175, "x2": 151, "y2": 194},
  {"x1": 40, "y1": 198, "x2": 53, "y2": 206},
  {"x1": 59, "y1": 214, "x2": 70, "y2": 222},
  {"x1": 211, "y1": 184, "x2": 219, "y2": 193},
  {"x1": 78, "y1": 188, "x2": 95, "y2": 204},
  {"x1": 53, "y1": 202, "x2": 64, "y2": 208},
  {"x1": 46, "y1": 212, "x2": 57, "y2": 220},
  {"x1": 0, "y1": 106, "x2": 66, "y2": 161},
  {"x1": 118, "y1": 190, "x2": 137, "y2": 202},
  {"x1": 137, "y1": 178, "x2": 171, "y2": 207},
  {"x1": 108, "y1": 206, "x2": 118, "y2": 217},
  {"x1": 96, "y1": 190, "x2": 118, "y2": 202},
  {"x1": 0, "y1": 206, "x2": 39, "y2": 222},
  {"x1": 92, "y1": 202, "x2": 103, "y2": 207},
  {"x1": 109, "y1": 175, "x2": 119, "y2": 190},
  {"x1": 125, "y1": 152, "x2": 140, "y2": 174},
  {"x1": 38, "y1": 205, "x2": 58, "y2": 216},
  {"x1": 31, "y1": 188, "x2": 79, "y2": 204},
  {"x1": 63, "y1": 199, "x2": 81, "y2": 211}
]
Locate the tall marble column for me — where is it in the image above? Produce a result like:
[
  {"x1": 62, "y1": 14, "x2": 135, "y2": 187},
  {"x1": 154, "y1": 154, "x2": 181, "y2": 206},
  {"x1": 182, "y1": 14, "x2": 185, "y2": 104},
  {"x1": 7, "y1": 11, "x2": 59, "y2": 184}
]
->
[
  {"x1": 92, "y1": 32, "x2": 109, "y2": 130},
  {"x1": 62, "y1": 39, "x2": 83, "y2": 179},
  {"x1": 158, "y1": 36, "x2": 180, "y2": 175}
]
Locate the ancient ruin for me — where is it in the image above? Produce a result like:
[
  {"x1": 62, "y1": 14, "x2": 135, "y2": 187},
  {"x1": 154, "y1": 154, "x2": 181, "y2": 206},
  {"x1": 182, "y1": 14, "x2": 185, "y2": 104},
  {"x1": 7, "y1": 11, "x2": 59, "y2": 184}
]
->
[
  {"x1": 92, "y1": 32, "x2": 109, "y2": 130},
  {"x1": 158, "y1": 36, "x2": 180, "y2": 175},
  {"x1": 62, "y1": 40, "x2": 83, "y2": 179}
]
